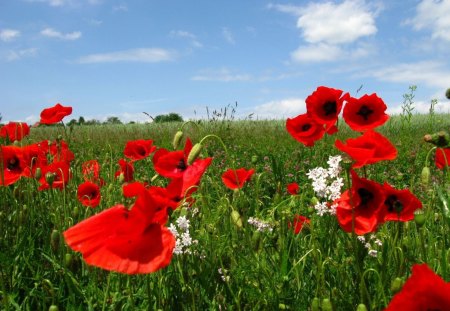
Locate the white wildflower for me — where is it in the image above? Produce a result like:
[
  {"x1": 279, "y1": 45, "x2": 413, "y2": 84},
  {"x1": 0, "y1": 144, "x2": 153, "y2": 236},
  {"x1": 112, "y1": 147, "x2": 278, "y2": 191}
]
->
[
  {"x1": 176, "y1": 215, "x2": 190, "y2": 231},
  {"x1": 248, "y1": 217, "x2": 273, "y2": 232},
  {"x1": 368, "y1": 249, "x2": 378, "y2": 257}
]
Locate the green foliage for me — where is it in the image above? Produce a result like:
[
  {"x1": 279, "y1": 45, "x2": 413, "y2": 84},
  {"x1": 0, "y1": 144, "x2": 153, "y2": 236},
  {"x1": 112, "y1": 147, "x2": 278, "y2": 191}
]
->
[
  {"x1": 104, "y1": 116, "x2": 122, "y2": 125},
  {"x1": 446, "y1": 88, "x2": 450, "y2": 100},
  {"x1": 154, "y1": 112, "x2": 183, "y2": 123},
  {"x1": 400, "y1": 85, "x2": 417, "y2": 130},
  {"x1": 1, "y1": 115, "x2": 450, "y2": 310}
]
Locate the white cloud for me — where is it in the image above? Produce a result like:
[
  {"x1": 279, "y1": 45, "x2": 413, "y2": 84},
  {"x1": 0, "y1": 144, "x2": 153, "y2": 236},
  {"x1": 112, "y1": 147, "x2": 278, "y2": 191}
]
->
[
  {"x1": 170, "y1": 30, "x2": 202, "y2": 48},
  {"x1": 222, "y1": 27, "x2": 235, "y2": 45},
  {"x1": 0, "y1": 29, "x2": 21, "y2": 42},
  {"x1": 366, "y1": 61, "x2": 450, "y2": 89},
  {"x1": 77, "y1": 48, "x2": 176, "y2": 63},
  {"x1": 5, "y1": 48, "x2": 38, "y2": 61},
  {"x1": 191, "y1": 68, "x2": 251, "y2": 82},
  {"x1": 291, "y1": 43, "x2": 343, "y2": 63},
  {"x1": 407, "y1": 0, "x2": 450, "y2": 42},
  {"x1": 41, "y1": 27, "x2": 81, "y2": 40},
  {"x1": 250, "y1": 98, "x2": 306, "y2": 119},
  {"x1": 296, "y1": 0, "x2": 378, "y2": 44}
]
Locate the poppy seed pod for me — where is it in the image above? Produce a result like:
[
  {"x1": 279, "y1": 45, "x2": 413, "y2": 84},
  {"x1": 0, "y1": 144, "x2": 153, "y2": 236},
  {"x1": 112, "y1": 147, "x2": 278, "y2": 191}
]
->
[
  {"x1": 187, "y1": 143, "x2": 203, "y2": 165},
  {"x1": 172, "y1": 130, "x2": 184, "y2": 150},
  {"x1": 49, "y1": 305, "x2": 59, "y2": 311}
]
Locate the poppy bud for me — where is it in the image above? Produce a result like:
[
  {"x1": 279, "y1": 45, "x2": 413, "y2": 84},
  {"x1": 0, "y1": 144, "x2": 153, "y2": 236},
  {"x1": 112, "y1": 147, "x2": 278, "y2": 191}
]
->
[
  {"x1": 231, "y1": 209, "x2": 242, "y2": 228},
  {"x1": 45, "y1": 172, "x2": 55, "y2": 187},
  {"x1": 34, "y1": 167, "x2": 42, "y2": 180},
  {"x1": 414, "y1": 212, "x2": 426, "y2": 227},
  {"x1": 278, "y1": 304, "x2": 287, "y2": 309},
  {"x1": 187, "y1": 143, "x2": 203, "y2": 165},
  {"x1": 321, "y1": 298, "x2": 333, "y2": 311},
  {"x1": 73, "y1": 205, "x2": 79, "y2": 218},
  {"x1": 117, "y1": 172, "x2": 125, "y2": 183},
  {"x1": 49, "y1": 305, "x2": 59, "y2": 311},
  {"x1": 421, "y1": 166, "x2": 430, "y2": 186},
  {"x1": 50, "y1": 229, "x2": 60, "y2": 252},
  {"x1": 446, "y1": 88, "x2": 450, "y2": 100},
  {"x1": 390, "y1": 277, "x2": 404, "y2": 293},
  {"x1": 172, "y1": 130, "x2": 184, "y2": 150},
  {"x1": 57, "y1": 134, "x2": 63, "y2": 142},
  {"x1": 251, "y1": 155, "x2": 258, "y2": 164},
  {"x1": 356, "y1": 304, "x2": 368, "y2": 311},
  {"x1": 311, "y1": 297, "x2": 320, "y2": 311},
  {"x1": 64, "y1": 253, "x2": 73, "y2": 269},
  {"x1": 13, "y1": 140, "x2": 20, "y2": 146}
]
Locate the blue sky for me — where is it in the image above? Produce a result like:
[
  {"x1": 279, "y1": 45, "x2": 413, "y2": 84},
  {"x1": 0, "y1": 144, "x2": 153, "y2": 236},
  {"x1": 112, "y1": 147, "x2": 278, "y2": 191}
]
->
[{"x1": 1, "y1": 0, "x2": 450, "y2": 123}]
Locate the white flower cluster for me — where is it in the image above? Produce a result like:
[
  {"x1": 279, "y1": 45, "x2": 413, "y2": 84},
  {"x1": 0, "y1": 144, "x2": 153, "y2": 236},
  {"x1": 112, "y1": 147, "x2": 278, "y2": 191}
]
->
[
  {"x1": 218, "y1": 268, "x2": 230, "y2": 282},
  {"x1": 357, "y1": 234, "x2": 383, "y2": 258},
  {"x1": 248, "y1": 217, "x2": 273, "y2": 232},
  {"x1": 168, "y1": 215, "x2": 198, "y2": 255},
  {"x1": 306, "y1": 155, "x2": 344, "y2": 216}
]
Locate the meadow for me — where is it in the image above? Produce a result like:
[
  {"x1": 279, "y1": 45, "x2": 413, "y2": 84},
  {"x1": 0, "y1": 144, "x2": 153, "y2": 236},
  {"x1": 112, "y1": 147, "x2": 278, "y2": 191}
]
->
[{"x1": 1, "y1": 106, "x2": 450, "y2": 310}]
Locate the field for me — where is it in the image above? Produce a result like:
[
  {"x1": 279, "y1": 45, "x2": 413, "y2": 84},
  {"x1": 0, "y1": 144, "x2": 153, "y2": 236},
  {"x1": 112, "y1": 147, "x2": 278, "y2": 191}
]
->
[{"x1": 1, "y1": 109, "x2": 450, "y2": 310}]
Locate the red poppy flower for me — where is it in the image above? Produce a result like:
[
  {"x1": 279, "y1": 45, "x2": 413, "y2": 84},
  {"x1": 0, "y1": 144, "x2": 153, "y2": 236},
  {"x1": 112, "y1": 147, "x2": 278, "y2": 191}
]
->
[
  {"x1": 64, "y1": 185, "x2": 175, "y2": 274},
  {"x1": 286, "y1": 113, "x2": 326, "y2": 147},
  {"x1": 153, "y1": 138, "x2": 193, "y2": 179},
  {"x1": 124, "y1": 139, "x2": 157, "y2": 161},
  {"x1": 381, "y1": 183, "x2": 422, "y2": 222},
  {"x1": 335, "y1": 170, "x2": 385, "y2": 235},
  {"x1": 287, "y1": 182, "x2": 299, "y2": 195},
  {"x1": 0, "y1": 122, "x2": 30, "y2": 142},
  {"x1": 343, "y1": 93, "x2": 389, "y2": 132},
  {"x1": 435, "y1": 148, "x2": 450, "y2": 169},
  {"x1": 0, "y1": 145, "x2": 30, "y2": 186},
  {"x1": 23, "y1": 140, "x2": 49, "y2": 176},
  {"x1": 222, "y1": 168, "x2": 255, "y2": 190},
  {"x1": 49, "y1": 140, "x2": 74, "y2": 163},
  {"x1": 39, "y1": 103, "x2": 73, "y2": 125},
  {"x1": 115, "y1": 158, "x2": 134, "y2": 182},
  {"x1": 335, "y1": 130, "x2": 397, "y2": 168},
  {"x1": 305, "y1": 86, "x2": 346, "y2": 130},
  {"x1": 385, "y1": 264, "x2": 450, "y2": 310},
  {"x1": 38, "y1": 161, "x2": 71, "y2": 190},
  {"x1": 289, "y1": 215, "x2": 310, "y2": 234},
  {"x1": 77, "y1": 181, "x2": 101, "y2": 208}
]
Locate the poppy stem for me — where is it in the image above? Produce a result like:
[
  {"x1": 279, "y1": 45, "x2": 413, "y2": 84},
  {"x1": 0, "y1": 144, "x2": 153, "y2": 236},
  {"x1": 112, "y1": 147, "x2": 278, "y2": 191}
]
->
[
  {"x1": 180, "y1": 120, "x2": 201, "y2": 132},
  {"x1": 101, "y1": 273, "x2": 111, "y2": 311}
]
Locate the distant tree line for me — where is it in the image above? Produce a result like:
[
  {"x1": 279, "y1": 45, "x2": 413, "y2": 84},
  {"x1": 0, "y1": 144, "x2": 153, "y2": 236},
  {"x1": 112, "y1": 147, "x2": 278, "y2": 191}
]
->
[{"x1": 64, "y1": 113, "x2": 183, "y2": 126}]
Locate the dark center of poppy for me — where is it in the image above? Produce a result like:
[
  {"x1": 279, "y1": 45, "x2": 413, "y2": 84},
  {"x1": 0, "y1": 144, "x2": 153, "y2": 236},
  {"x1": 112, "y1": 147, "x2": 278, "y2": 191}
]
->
[
  {"x1": 356, "y1": 105, "x2": 374, "y2": 121},
  {"x1": 137, "y1": 146, "x2": 146, "y2": 156},
  {"x1": 385, "y1": 195, "x2": 403, "y2": 213},
  {"x1": 301, "y1": 124, "x2": 311, "y2": 132},
  {"x1": 358, "y1": 188, "x2": 374, "y2": 206},
  {"x1": 7, "y1": 157, "x2": 20, "y2": 171},
  {"x1": 323, "y1": 101, "x2": 337, "y2": 116},
  {"x1": 177, "y1": 159, "x2": 187, "y2": 171}
]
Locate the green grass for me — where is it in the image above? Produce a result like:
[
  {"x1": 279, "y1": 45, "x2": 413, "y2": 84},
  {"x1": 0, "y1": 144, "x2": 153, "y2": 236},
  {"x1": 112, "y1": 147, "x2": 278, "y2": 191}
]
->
[{"x1": 1, "y1": 113, "x2": 450, "y2": 310}]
